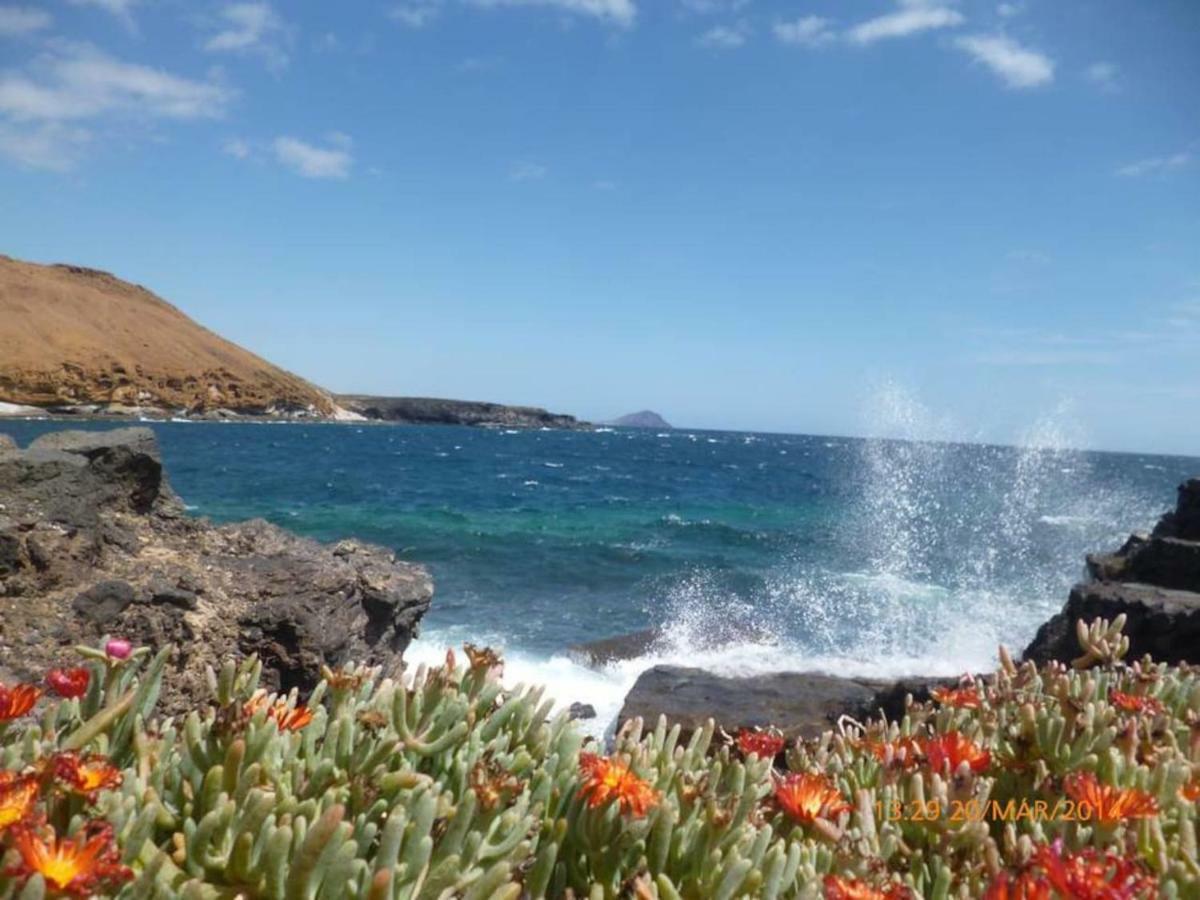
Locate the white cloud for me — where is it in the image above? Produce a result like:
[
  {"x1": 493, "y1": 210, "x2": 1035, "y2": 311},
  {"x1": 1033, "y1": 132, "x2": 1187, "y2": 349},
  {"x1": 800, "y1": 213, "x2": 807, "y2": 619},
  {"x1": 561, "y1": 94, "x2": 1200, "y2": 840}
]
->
[
  {"x1": 1085, "y1": 61, "x2": 1118, "y2": 91},
  {"x1": 0, "y1": 43, "x2": 231, "y2": 169},
  {"x1": 0, "y1": 6, "x2": 51, "y2": 36},
  {"x1": 996, "y1": 2, "x2": 1021, "y2": 17},
  {"x1": 679, "y1": 0, "x2": 749, "y2": 13},
  {"x1": 204, "y1": 3, "x2": 290, "y2": 69},
  {"x1": 222, "y1": 136, "x2": 251, "y2": 159},
  {"x1": 273, "y1": 135, "x2": 353, "y2": 178},
  {"x1": 1115, "y1": 152, "x2": 1192, "y2": 178},
  {"x1": 846, "y1": 0, "x2": 964, "y2": 46},
  {"x1": 697, "y1": 23, "x2": 747, "y2": 48},
  {"x1": 68, "y1": 0, "x2": 138, "y2": 27},
  {"x1": 954, "y1": 34, "x2": 1054, "y2": 88},
  {"x1": 469, "y1": 0, "x2": 635, "y2": 27},
  {"x1": 773, "y1": 15, "x2": 834, "y2": 47},
  {"x1": 509, "y1": 160, "x2": 547, "y2": 181},
  {"x1": 389, "y1": 1, "x2": 443, "y2": 28}
]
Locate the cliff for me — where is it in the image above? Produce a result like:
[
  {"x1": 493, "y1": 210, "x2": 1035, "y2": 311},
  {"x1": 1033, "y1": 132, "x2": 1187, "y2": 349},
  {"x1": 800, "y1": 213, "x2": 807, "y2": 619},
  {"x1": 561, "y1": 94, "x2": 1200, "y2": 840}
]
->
[{"x1": 0, "y1": 255, "x2": 335, "y2": 418}]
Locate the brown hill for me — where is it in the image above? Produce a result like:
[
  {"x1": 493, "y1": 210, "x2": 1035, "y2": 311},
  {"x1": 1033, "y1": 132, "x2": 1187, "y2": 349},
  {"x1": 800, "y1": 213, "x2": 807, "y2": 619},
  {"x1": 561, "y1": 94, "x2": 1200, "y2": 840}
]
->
[{"x1": 0, "y1": 255, "x2": 334, "y2": 416}]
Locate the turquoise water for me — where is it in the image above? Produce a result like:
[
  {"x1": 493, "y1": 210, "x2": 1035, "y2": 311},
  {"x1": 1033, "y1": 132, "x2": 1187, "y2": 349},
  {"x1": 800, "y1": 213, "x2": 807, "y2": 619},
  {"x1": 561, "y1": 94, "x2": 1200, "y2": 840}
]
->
[{"x1": 4, "y1": 417, "x2": 1197, "y2": 725}]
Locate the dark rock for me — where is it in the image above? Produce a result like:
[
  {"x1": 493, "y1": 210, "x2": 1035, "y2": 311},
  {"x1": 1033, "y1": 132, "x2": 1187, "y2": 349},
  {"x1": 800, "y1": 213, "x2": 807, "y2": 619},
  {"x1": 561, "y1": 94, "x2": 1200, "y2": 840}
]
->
[
  {"x1": 338, "y1": 395, "x2": 586, "y2": 430},
  {"x1": 1022, "y1": 581, "x2": 1200, "y2": 666},
  {"x1": 568, "y1": 702, "x2": 597, "y2": 721},
  {"x1": 0, "y1": 428, "x2": 434, "y2": 712},
  {"x1": 569, "y1": 629, "x2": 659, "y2": 667},
  {"x1": 1154, "y1": 479, "x2": 1200, "y2": 541},
  {"x1": 73, "y1": 580, "x2": 136, "y2": 624},
  {"x1": 606, "y1": 411, "x2": 672, "y2": 429},
  {"x1": 618, "y1": 666, "x2": 952, "y2": 742}
]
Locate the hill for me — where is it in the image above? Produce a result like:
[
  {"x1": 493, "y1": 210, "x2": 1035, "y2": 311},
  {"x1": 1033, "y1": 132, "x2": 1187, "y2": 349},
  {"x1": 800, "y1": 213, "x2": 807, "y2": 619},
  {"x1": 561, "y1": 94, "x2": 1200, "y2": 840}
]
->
[
  {"x1": 0, "y1": 255, "x2": 335, "y2": 417},
  {"x1": 607, "y1": 410, "x2": 672, "y2": 429},
  {"x1": 337, "y1": 395, "x2": 584, "y2": 429}
]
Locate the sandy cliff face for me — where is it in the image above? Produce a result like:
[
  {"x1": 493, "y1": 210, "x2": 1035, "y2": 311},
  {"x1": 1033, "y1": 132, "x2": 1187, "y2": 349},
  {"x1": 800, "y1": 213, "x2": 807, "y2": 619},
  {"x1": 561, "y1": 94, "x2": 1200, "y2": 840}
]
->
[{"x1": 0, "y1": 255, "x2": 334, "y2": 416}]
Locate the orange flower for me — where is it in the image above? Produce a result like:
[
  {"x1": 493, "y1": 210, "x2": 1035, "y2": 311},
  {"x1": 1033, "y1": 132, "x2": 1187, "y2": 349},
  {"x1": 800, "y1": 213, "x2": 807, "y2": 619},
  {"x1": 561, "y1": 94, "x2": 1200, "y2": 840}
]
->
[
  {"x1": 0, "y1": 684, "x2": 41, "y2": 721},
  {"x1": 1181, "y1": 779, "x2": 1200, "y2": 803},
  {"x1": 1063, "y1": 772, "x2": 1158, "y2": 824},
  {"x1": 1109, "y1": 691, "x2": 1164, "y2": 716},
  {"x1": 9, "y1": 821, "x2": 132, "y2": 896},
  {"x1": 931, "y1": 685, "x2": 983, "y2": 709},
  {"x1": 577, "y1": 752, "x2": 659, "y2": 817},
  {"x1": 860, "y1": 736, "x2": 922, "y2": 768},
  {"x1": 51, "y1": 753, "x2": 122, "y2": 798},
  {"x1": 981, "y1": 871, "x2": 1052, "y2": 900},
  {"x1": 824, "y1": 874, "x2": 911, "y2": 899},
  {"x1": 0, "y1": 773, "x2": 39, "y2": 830},
  {"x1": 46, "y1": 668, "x2": 90, "y2": 700},
  {"x1": 244, "y1": 693, "x2": 315, "y2": 732},
  {"x1": 1033, "y1": 841, "x2": 1156, "y2": 900},
  {"x1": 736, "y1": 728, "x2": 786, "y2": 759},
  {"x1": 774, "y1": 773, "x2": 851, "y2": 824},
  {"x1": 922, "y1": 732, "x2": 990, "y2": 774}
]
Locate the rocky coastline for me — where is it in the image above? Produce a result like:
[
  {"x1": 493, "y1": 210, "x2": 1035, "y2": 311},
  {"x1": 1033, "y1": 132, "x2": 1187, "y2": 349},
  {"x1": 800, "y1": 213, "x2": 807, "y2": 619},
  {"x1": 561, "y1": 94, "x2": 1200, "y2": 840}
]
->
[
  {"x1": 0, "y1": 428, "x2": 432, "y2": 712},
  {"x1": 336, "y1": 394, "x2": 587, "y2": 430}
]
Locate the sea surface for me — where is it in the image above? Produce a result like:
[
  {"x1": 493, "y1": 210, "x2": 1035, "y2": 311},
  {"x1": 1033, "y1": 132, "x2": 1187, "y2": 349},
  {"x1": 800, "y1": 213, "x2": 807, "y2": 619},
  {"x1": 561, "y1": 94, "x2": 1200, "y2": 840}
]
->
[{"x1": 4, "y1": 416, "x2": 1197, "y2": 732}]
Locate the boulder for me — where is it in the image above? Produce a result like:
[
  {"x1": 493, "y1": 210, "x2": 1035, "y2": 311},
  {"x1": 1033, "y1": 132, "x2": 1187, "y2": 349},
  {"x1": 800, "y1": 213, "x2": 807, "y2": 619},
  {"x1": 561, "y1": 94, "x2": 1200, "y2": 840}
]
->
[
  {"x1": 617, "y1": 666, "x2": 953, "y2": 742},
  {"x1": 1154, "y1": 479, "x2": 1200, "y2": 541},
  {"x1": 1022, "y1": 581, "x2": 1200, "y2": 666},
  {"x1": 0, "y1": 428, "x2": 434, "y2": 711}
]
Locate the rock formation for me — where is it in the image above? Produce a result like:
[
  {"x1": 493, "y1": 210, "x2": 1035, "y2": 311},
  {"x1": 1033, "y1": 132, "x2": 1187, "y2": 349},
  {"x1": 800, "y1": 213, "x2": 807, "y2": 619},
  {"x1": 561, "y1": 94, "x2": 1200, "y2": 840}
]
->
[
  {"x1": 0, "y1": 428, "x2": 432, "y2": 710},
  {"x1": 0, "y1": 255, "x2": 335, "y2": 417},
  {"x1": 606, "y1": 411, "x2": 672, "y2": 429},
  {"x1": 1023, "y1": 479, "x2": 1200, "y2": 666},
  {"x1": 337, "y1": 395, "x2": 585, "y2": 429}
]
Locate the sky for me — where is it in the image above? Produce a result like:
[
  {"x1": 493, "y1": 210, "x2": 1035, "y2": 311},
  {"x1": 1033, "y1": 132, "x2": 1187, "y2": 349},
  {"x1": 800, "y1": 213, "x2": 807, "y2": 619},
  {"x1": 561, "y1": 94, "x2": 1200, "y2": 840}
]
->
[{"x1": 0, "y1": 0, "x2": 1197, "y2": 454}]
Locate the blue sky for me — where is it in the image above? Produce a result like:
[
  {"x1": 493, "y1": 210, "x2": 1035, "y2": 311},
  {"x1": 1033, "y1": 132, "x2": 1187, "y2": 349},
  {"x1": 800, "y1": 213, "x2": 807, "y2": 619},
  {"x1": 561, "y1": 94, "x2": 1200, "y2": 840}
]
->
[{"x1": 0, "y1": 0, "x2": 1197, "y2": 454}]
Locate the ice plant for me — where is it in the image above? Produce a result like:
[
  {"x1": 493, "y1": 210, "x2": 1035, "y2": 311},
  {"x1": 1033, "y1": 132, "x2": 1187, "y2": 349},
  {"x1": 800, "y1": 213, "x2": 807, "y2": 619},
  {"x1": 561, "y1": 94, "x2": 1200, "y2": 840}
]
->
[
  {"x1": 0, "y1": 683, "x2": 40, "y2": 721},
  {"x1": 922, "y1": 731, "x2": 990, "y2": 774},
  {"x1": 578, "y1": 752, "x2": 660, "y2": 817},
  {"x1": 1033, "y1": 841, "x2": 1156, "y2": 899},
  {"x1": 0, "y1": 773, "x2": 39, "y2": 830},
  {"x1": 245, "y1": 694, "x2": 315, "y2": 732},
  {"x1": 736, "y1": 727, "x2": 786, "y2": 759},
  {"x1": 860, "y1": 735, "x2": 921, "y2": 767},
  {"x1": 930, "y1": 685, "x2": 983, "y2": 709},
  {"x1": 824, "y1": 874, "x2": 910, "y2": 899},
  {"x1": 981, "y1": 870, "x2": 1052, "y2": 900},
  {"x1": 104, "y1": 639, "x2": 132, "y2": 661},
  {"x1": 1063, "y1": 772, "x2": 1158, "y2": 824},
  {"x1": 773, "y1": 772, "x2": 851, "y2": 824},
  {"x1": 1109, "y1": 690, "x2": 1164, "y2": 716},
  {"x1": 51, "y1": 752, "x2": 123, "y2": 799},
  {"x1": 45, "y1": 667, "x2": 90, "y2": 700},
  {"x1": 9, "y1": 821, "x2": 132, "y2": 896}
]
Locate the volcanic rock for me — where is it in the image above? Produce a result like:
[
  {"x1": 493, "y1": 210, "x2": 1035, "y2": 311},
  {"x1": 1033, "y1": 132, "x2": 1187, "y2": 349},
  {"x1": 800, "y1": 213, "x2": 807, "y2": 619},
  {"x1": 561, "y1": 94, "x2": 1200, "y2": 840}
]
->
[
  {"x1": 338, "y1": 395, "x2": 585, "y2": 430},
  {"x1": 0, "y1": 428, "x2": 433, "y2": 710}
]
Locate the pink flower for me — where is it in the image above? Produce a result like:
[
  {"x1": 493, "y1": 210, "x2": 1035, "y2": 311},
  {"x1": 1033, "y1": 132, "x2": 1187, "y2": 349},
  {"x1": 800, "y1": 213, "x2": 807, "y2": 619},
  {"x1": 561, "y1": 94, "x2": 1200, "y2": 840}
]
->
[{"x1": 104, "y1": 639, "x2": 132, "y2": 661}]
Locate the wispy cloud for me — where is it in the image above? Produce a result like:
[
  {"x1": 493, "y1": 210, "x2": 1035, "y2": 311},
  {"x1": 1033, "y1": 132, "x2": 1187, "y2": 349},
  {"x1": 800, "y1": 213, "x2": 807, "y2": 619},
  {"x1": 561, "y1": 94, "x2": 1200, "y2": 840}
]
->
[
  {"x1": 204, "y1": 3, "x2": 291, "y2": 70},
  {"x1": 0, "y1": 42, "x2": 230, "y2": 170},
  {"x1": 0, "y1": 5, "x2": 51, "y2": 36},
  {"x1": 954, "y1": 34, "x2": 1054, "y2": 88},
  {"x1": 68, "y1": 0, "x2": 138, "y2": 29},
  {"x1": 389, "y1": 1, "x2": 443, "y2": 28},
  {"x1": 509, "y1": 160, "x2": 547, "y2": 182},
  {"x1": 679, "y1": 0, "x2": 749, "y2": 13},
  {"x1": 468, "y1": 0, "x2": 635, "y2": 27},
  {"x1": 697, "y1": 23, "x2": 748, "y2": 49},
  {"x1": 996, "y1": 2, "x2": 1021, "y2": 17},
  {"x1": 846, "y1": 0, "x2": 964, "y2": 46},
  {"x1": 773, "y1": 16, "x2": 835, "y2": 48},
  {"x1": 272, "y1": 134, "x2": 353, "y2": 178},
  {"x1": 1115, "y1": 152, "x2": 1192, "y2": 178},
  {"x1": 1084, "y1": 61, "x2": 1119, "y2": 92},
  {"x1": 222, "y1": 136, "x2": 251, "y2": 159}
]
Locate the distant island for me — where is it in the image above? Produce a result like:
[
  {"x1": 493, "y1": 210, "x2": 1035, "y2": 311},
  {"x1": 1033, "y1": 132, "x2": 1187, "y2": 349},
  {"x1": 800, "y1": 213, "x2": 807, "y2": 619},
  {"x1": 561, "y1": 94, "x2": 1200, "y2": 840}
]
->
[
  {"x1": 607, "y1": 410, "x2": 672, "y2": 429},
  {"x1": 0, "y1": 254, "x2": 583, "y2": 429}
]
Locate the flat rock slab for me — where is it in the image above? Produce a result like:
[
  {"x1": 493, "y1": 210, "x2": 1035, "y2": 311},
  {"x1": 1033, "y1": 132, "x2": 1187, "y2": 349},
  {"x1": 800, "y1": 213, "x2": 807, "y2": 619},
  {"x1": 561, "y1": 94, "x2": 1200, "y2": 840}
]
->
[
  {"x1": 1022, "y1": 581, "x2": 1200, "y2": 666},
  {"x1": 618, "y1": 666, "x2": 952, "y2": 742}
]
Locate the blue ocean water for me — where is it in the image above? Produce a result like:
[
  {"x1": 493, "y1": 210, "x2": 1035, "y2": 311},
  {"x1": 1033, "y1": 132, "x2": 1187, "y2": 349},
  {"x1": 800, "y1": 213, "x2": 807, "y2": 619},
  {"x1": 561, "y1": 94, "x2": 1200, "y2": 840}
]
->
[{"x1": 4, "y1": 416, "x2": 1197, "y2": 725}]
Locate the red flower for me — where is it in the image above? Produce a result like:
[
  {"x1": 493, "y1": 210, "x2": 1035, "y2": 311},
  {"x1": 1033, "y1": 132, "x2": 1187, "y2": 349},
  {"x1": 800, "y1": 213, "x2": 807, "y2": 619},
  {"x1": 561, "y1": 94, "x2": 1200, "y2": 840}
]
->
[
  {"x1": 1033, "y1": 841, "x2": 1156, "y2": 900},
  {"x1": 45, "y1": 669, "x2": 90, "y2": 700},
  {"x1": 922, "y1": 731, "x2": 990, "y2": 774},
  {"x1": 0, "y1": 684, "x2": 40, "y2": 721},
  {"x1": 1063, "y1": 772, "x2": 1158, "y2": 824},
  {"x1": 824, "y1": 874, "x2": 911, "y2": 899},
  {"x1": 1109, "y1": 691, "x2": 1164, "y2": 716},
  {"x1": 577, "y1": 753, "x2": 659, "y2": 817},
  {"x1": 8, "y1": 821, "x2": 132, "y2": 897},
  {"x1": 0, "y1": 773, "x2": 39, "y2": 831},
  {"x1": 774, "y1": 773, "x2": 851, "y2": 824},
  {"x1": 50, "y1": 753, "x2": 122, "y2": 799},
  {"x1": 736, "y1": 728, "x2": 786, "y2": 759},
  {"x1": 860, "y1": 736, "x2": 922, "y2": 768},
  {"x1": 930, "y1": 685, "x2": 983, "y2": 709},
  {"x1": 981, "y1": 871, "x2": 1052, "y2": 900}
]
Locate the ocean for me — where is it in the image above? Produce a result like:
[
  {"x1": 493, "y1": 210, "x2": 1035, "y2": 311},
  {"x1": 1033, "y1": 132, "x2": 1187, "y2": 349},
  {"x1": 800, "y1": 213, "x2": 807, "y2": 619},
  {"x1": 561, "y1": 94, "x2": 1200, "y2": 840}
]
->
[{"x1": 4, "y1": 415, "x2": 1197, "y2": 733}]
